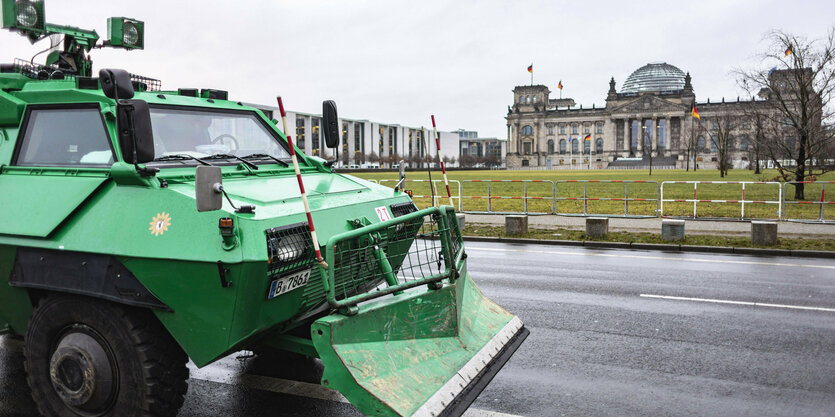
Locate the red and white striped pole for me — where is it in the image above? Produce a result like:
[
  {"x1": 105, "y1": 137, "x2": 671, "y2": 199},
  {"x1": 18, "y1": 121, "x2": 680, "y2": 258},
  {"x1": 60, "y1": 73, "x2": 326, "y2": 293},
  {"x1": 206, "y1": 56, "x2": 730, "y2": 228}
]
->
[
  {"x1": 277, "y1": 97, "x2": 327, "y2": 269},
  {"x1": 431, "y1": 115, "x2": 454, "y2": 207}
]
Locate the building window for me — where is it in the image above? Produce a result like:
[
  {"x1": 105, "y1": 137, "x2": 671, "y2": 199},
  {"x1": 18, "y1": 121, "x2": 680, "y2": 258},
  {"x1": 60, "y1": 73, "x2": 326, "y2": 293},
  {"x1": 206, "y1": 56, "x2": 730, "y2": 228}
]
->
[
  {"x1": 697, "y1": 136, "x2": 705, "y2": 151},
  {"x1": 521, "y1": 125, "x2": 534, "y2": 136},
  {"x1": 739, "y1": 135, "x2": 749, "y2": 151},
  {"x1": 311, "y1": 118, "x2": 321, "y2": 156},
  {"x1": 526, "y1": 95, "x2": 531, "y2": 103},
  {"x1": 547, "y1": 140, "x2": 554, "y2": 154},
  {"x1": 560, "y1": 125, "x2": 565, "y2": 134},
  {"x1": 572, "y1": 124, "x2": 578, "y2": 134},
  {"x1": 354, "y1": 123, "x2": 363, "y2": 153},
  {"x1": 533, "y1": 96, "x2": 538, "y2": 103},
  {"x1": 596, "y1": 138, "x2": 604, "y2": 153},
  {"x1": 296, "y1": 117, "x2": 306, "y2": 152},
  {"x1": 584, "y1": 139, "x2": 590, "y2": 154},
  {"x1": 709, "y1": 135, "x2": 718, "y2": 153},
  {"x1": 523, "y1": 141, "x2": 532, "y2": 155},
  {"x1": 727, "y1": 135, "x2": 735, "y2": 150},
  {"x1": 559, "y1": 139, "x2": 566, "y2": 154},
  {"x1": 571, "y1": 139, "x2": 579, "y2": 153},
  {"x1": 597, "y1": 124, "x2": 603, "y2": 134},
  {"x1": 584, "y1": 125, "x2": 590, "y2": 134},
  {"x1": 547, "y1": 126, "x2": 553, "y2": 135},
  {"x1": 522, "y1": 159, "x2": 530, "y2": 167},
  {"x1": 712, "y1": 121, "x2": 719, "y2": 130}
]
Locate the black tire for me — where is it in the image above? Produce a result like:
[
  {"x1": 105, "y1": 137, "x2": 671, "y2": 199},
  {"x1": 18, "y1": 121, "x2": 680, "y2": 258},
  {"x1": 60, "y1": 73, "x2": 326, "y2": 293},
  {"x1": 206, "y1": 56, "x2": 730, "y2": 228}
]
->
[{"x1": 24, "y1": 295, "x2": 189, "y2": 417}]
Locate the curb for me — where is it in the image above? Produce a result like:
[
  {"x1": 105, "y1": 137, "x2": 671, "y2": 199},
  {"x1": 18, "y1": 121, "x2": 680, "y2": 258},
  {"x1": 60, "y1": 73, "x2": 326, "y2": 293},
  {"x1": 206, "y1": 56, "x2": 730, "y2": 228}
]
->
[{"x1": 461, "y1": 235, "x2": 835, "y2": 259}]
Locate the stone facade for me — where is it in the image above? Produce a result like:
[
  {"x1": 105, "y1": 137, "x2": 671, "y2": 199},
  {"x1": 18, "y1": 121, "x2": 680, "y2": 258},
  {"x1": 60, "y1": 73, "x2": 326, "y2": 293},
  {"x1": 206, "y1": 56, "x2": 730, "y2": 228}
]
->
[{"x1": 505, "y1": 62, "x2": 768, "y2": 170}]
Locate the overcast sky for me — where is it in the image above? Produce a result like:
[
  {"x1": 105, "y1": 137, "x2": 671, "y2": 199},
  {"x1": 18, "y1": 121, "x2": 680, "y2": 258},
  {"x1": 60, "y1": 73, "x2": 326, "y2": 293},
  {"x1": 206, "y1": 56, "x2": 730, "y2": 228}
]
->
[{"x1": 1, "y1": 0, "x2": 832, "y2": 137}]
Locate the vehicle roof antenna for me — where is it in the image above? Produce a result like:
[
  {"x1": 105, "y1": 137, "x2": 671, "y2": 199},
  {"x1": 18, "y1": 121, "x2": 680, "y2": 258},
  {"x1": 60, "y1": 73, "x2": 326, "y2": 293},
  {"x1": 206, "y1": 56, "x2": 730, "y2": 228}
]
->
[{"x1": 277, "y1": 96, "x2": 327, "y2": 269}]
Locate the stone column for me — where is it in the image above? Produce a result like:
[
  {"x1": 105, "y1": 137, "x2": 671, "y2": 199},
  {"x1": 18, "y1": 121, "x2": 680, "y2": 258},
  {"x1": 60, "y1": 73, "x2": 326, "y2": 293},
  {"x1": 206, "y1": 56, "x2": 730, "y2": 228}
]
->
[
  {"x1": 635, "y1": 118, "x2": 642, "y2": 154},
  {"x1": 665, "y1": 116, "x2": 672, "y2": 156},
  {"x1": 651, "y1": 117, "x2": 658, "y2": 157},
  {"x1": 507, "y1": 124, "x2": 513, "y2": 153}
]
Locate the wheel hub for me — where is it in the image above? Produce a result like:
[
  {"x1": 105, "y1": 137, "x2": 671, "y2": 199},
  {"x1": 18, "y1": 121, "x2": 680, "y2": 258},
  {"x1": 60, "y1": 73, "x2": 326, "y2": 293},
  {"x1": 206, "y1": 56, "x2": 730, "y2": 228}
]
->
[{"x1": 49, "y1": 331, "x2": 116, "y2": 412}]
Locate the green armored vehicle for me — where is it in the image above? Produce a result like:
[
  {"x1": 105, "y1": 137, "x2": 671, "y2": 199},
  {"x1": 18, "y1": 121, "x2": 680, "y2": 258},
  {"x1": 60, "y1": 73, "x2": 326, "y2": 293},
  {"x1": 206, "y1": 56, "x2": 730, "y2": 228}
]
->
[{"x1": 0, "y1": 1, "x2": 527, "y2": 416}]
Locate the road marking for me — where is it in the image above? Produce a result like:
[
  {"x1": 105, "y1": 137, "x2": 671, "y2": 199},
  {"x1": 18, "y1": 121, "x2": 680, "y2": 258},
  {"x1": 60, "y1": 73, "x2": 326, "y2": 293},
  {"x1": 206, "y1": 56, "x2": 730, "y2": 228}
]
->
[
  {"x1": 189, "y1": 362, "x2": 522, "y2": 417},
  {"x1": 639, "y1": 294, "x2": 835, "y2": 312},
  {"x1": 466, "y1": 246, "x2": 835, "y2": 270}
]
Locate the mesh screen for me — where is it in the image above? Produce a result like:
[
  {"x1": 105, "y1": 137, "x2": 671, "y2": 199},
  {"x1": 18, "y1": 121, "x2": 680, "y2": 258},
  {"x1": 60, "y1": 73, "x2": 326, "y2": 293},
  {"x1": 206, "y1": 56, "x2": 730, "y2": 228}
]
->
[
  {"x1": 330, "y1": 212, "x2": 452, "y2": 302},
  {"x1": 266, "y1": 222, "x2": 316, "y2": 276}
]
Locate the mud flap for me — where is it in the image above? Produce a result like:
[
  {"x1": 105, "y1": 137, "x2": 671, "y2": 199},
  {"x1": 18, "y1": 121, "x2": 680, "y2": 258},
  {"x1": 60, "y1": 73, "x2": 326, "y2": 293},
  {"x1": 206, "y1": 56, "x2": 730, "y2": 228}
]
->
[{"x1": 311, "y1": 273, "x2": 527, "y2": 417}]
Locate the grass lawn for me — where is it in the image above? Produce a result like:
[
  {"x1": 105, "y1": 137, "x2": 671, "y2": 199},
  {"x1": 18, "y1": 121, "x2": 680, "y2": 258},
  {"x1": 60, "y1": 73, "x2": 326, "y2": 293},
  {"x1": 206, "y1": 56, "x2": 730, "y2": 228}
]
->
[{"x1": 347, "y1": 169, "x2": 835, "y2": 221}]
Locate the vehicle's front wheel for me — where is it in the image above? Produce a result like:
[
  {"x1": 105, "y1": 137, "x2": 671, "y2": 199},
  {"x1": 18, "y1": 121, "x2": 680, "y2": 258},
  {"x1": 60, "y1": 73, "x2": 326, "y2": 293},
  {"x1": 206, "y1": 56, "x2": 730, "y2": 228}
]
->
[{"x1": 24, "y1": 295, "x2": 189, "y2": 417}]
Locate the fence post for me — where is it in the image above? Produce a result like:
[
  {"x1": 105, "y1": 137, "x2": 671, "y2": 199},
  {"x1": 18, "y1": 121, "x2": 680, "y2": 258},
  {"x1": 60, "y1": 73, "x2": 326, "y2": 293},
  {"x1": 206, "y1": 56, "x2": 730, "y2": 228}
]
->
[
  {"x1": 583, "y1": 181, "x2": 588, "y2": 215},
  {"x1": 821, "y1": 184, "x2": 826, "y2": 222},
  {"x1": 487, "y1": 182, "x2": 492, "y2": 213},
  {"x1": 693, "y1": 182, "x2": 698, "y2": 218},
  {"x1": 524, "y1": 181, "x2": 528, "y2": 214},
  {"x1": 624, "y1": 182, "x2": 629, "y2": 216},
  {"x1": 554, "y1": 181, "x2": 559, "y2": 215},
  {"x1": 741, "y1": 182, "x2": 746, "y2": 220}
]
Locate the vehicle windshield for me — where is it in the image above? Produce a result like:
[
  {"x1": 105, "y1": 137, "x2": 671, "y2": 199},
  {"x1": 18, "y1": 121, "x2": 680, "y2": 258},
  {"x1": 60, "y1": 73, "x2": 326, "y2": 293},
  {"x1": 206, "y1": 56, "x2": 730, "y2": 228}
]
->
[{"x1": 147, "y1": 107, "x2": 291, "y2": 164}]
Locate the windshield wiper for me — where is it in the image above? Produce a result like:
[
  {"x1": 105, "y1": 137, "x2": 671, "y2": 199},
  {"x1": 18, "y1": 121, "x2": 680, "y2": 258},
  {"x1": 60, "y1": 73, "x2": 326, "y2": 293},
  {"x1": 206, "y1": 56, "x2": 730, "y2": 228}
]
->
[
  {"x1": 152, "y1": 154, "x2": 213, "y2": 166},
  {"x1": 204, "y1": 154, "x2": 259, "y2": 170},
  {"x1": 242, "y1": 153, "x2": 289, "y2": 167}
]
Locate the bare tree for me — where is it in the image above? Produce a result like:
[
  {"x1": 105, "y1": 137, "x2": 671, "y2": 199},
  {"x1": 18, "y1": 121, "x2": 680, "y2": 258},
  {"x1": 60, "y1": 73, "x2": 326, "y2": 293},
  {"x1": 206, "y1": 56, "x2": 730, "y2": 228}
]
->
[
  {"x1": 736, "y1": 29, "x2": 835, "y2": 198},
  {"x1": 708, "y1": 115, "x2": 734, "y2": 177}
]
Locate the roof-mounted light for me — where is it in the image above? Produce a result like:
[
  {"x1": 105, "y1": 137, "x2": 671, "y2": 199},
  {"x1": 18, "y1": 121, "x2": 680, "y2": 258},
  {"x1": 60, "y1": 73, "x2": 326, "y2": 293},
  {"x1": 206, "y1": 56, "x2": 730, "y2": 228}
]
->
[
  {"x1": 107, "y1": 16, "x2": 143, "y2": 49},
  {"x1": 1, "y1": 0, "x2": 46, "y2": 33}
]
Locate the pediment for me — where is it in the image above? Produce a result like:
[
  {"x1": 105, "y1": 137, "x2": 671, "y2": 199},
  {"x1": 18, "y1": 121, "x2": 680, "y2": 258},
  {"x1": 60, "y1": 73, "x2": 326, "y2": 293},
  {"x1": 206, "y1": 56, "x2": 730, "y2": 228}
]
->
[{"x1": 610, "y1": 95, "x2": 687, "y2": 114}]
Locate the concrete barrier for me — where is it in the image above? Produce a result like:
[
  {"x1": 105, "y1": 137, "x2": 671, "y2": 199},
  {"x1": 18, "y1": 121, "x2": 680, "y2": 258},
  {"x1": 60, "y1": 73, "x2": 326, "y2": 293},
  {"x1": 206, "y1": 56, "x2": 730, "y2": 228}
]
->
[
  {"x1": 661, "y1": 219, "x2": 685, "y2": 241},
  {"x1": 585, "y1": 217, "x2": 609, "y2": 238},
  {"x1": 506, "y1": 215, "x2": 528, "y2": 235},
  {"x1": 751, "y1": 221, "x2": 778, "y2": 246}
]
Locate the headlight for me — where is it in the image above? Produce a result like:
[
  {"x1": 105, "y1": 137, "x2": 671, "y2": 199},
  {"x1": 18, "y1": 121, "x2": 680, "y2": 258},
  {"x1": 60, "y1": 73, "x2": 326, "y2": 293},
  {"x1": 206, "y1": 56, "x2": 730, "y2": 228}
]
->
[
  {"x1": 122, "y1": 21, "x2": 139, "y2": 46},
  {"x1": 265, "y1": 223, "x2": 315, "y2": 275},
  {"x1": 15, "y1": 1, "x2": 38, "y2": 27},
  {"x1": 2, "y1": 0, "x2": 46, "y2": 32},
  {"x1": 107, "y1": 16, "x2": 144, "y2": 49},
  {"x1": 269, "y1": 234, "x2": 306, "y2": 263}
]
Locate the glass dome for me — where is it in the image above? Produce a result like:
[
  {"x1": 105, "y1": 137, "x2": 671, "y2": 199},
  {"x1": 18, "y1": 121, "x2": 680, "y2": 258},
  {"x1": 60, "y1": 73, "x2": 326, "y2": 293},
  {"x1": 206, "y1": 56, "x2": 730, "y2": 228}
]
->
[{"x1": 620, "y1": 62, "x2": 686, "y2": 93}]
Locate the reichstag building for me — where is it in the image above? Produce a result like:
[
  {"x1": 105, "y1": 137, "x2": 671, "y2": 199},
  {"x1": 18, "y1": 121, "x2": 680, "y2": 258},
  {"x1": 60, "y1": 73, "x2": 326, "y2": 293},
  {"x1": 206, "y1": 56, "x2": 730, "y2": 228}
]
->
[{"x1": 505, "y1": 62, "x2": 756, "y2": 169}]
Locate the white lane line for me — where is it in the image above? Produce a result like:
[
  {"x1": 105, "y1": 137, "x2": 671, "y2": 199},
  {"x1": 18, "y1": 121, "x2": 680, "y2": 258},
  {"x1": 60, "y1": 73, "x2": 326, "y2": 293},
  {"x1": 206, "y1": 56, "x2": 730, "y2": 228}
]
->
[
  {"x1": 466, "y1": 246, "x2": 835, "y2": 270},
  {"x1": 189, "y1": 364, "x2": 523, "y2": 417},
  {"x1": 639, "y1": 294, "x2": 835, "y2": 312}
]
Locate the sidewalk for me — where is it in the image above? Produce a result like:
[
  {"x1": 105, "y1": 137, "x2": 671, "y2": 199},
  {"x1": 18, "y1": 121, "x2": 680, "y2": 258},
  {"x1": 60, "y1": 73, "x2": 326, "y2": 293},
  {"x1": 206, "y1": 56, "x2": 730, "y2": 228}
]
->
[{"x1": 463, "y1": 214, "x2": 835, "y2": 239}]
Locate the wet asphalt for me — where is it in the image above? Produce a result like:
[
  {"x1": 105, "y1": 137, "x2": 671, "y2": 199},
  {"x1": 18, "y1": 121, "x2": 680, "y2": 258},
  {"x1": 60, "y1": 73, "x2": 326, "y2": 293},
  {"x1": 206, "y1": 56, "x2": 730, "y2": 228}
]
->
[{"x1": 1, "y1": 241, "x2": 834, "y2": 416}]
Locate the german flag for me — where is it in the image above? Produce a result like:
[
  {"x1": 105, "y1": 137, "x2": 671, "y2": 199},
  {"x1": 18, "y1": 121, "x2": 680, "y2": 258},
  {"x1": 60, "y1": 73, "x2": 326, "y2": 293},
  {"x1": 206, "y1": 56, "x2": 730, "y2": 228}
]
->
[
  {"x1": 691, "y1": 104, "x2": 700, "y2": 120},
  {"x1": 583, "y1": 134, "x2": 591, "y2": 141},
  {"x1": 527, "y1": 64, "x2": 533, "y2": 73},
  {"x1": 784, "y1": 45, "x2": 793, "y2": 57},
  {"x1": 558, "y1": 80, "x2": 563, "y2": 90}
]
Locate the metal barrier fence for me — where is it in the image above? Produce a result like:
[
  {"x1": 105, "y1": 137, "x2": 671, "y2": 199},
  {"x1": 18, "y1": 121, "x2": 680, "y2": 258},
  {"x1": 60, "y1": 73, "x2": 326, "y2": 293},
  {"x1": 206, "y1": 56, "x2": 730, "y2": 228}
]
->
[
  {"x1": 370, "y1": 177, "x2": 834, "y2": 223},
  {"x1": 554, "y1": 180, "x2": 659, "y2": 218},
  {"x1": 378, "y1": 179, "x2": 462, "y2": 210},
  {"x1": 459, "y1": 180, "x2": 555, "y2": 215},
  {"x1": 660, "y1": 181, "x2": 782, "y2": 220},
  {"x1": 781, "y1": 181, "x2": 835, "y2": 223}
]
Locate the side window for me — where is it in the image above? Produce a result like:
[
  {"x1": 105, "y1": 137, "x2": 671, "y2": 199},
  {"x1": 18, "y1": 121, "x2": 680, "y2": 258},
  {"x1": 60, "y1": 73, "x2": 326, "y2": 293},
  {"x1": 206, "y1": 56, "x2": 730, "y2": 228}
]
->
[{"x1": 16, "y1": 107, "x2": 114, "y2": 166}]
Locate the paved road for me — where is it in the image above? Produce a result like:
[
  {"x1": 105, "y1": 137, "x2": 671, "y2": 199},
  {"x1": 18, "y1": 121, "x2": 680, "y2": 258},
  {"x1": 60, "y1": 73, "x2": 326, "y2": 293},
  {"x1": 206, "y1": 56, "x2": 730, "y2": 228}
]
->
[
  {"x1": 464, "y1": 213, "x2": 835, "y2": 238},
  {"x1": 1, "y1": 242, "x2": 833, "y2": 416}
]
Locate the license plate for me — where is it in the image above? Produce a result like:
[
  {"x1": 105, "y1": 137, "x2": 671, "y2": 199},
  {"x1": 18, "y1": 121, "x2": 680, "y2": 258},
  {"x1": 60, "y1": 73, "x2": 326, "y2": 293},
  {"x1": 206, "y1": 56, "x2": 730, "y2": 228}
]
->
[{"x1": 267, "y1": 269, "x2": 311, "y2": 299}]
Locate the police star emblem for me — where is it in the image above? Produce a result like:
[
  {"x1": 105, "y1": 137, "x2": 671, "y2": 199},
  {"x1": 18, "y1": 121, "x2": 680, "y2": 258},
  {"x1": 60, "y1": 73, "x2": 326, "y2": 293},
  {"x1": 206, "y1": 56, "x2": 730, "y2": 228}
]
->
[{"x1": 149, "y1": 212, "x2": 172, "y2": 236}]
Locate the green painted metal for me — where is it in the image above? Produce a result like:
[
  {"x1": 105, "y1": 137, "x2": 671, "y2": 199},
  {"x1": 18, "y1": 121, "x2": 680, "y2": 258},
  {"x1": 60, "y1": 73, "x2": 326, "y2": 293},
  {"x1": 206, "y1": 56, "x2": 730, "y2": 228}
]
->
[
  {"x1": 311, "y1": 271, "x2": 516, "y2": 417},
  {"x1": 0, "y1": 174, "x2": 108, "y2": 237}
]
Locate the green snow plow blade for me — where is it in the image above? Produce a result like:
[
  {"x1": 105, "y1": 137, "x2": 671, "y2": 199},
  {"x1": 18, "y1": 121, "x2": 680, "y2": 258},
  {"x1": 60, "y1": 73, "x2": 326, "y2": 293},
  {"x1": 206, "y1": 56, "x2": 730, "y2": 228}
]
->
[{"x1": 310, "y1": 207, "x2": 528, "y2": 416}]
